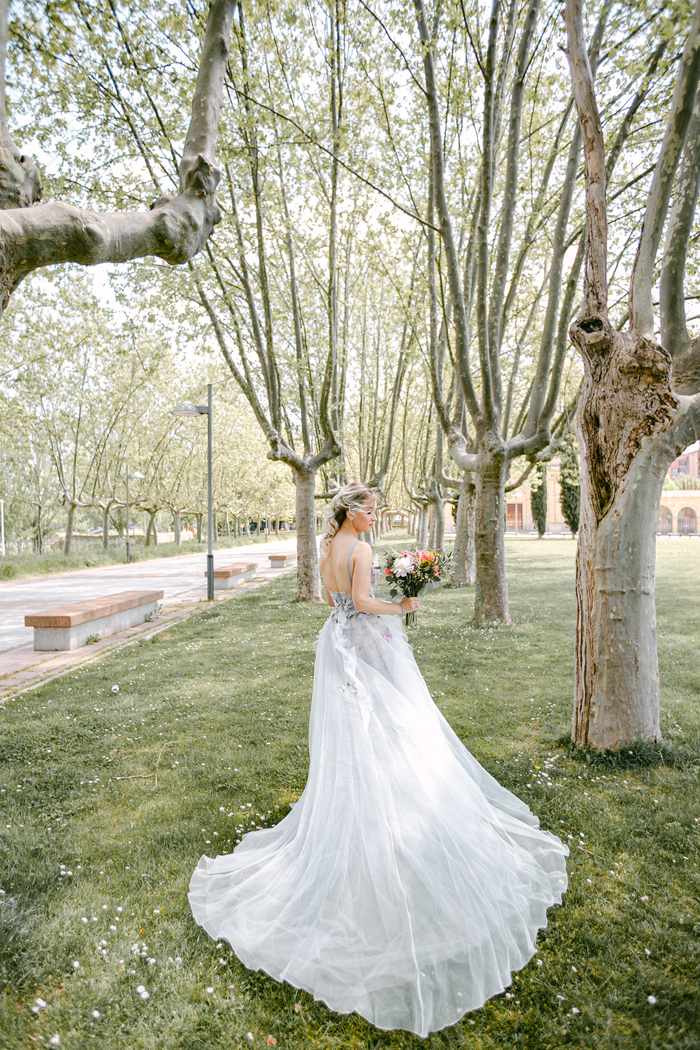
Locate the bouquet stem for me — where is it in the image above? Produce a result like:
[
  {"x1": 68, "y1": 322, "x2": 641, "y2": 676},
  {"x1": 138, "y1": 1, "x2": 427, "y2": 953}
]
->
[{"x1": 405, "y1": 610, "x2": 418, "y2": 628}]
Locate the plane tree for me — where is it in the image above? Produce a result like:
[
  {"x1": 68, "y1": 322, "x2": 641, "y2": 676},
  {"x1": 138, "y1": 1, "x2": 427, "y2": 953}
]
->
[
  {"x1": 409, "y1": 0, "x2": 675, "y2": 621},
  {"x1": 564, "y1": 0, "x2": 700, "y2": 748}
]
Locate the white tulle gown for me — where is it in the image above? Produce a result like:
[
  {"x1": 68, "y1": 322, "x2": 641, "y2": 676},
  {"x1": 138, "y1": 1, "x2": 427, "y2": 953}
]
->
[{"x1": 189, "y1": 543, "x2": 568, "y2": 1037}]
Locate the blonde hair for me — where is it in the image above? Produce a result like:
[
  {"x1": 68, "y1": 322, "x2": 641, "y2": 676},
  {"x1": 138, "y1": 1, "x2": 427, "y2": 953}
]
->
[{"x1": 320, "y1": 482, "x2": 376, "y2": 556}]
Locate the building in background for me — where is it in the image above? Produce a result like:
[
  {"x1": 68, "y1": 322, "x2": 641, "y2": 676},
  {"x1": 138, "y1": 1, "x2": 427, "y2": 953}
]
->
[{"x1": 668, "y1": 440, "x2": 699, "y2": 479}]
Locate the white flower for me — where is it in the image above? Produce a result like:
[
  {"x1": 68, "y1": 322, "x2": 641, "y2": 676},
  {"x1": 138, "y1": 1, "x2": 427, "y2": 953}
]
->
[
  {"x1": 49, "y1": 1036, "x2": 61, "y2": 1047},
  {"x1": 116, "y1": 907, "x2": 123, "y2": 913},
  {"x1": 647, "y1": 995, "x2": 658, "y2": 1005},
  {"x1": 91, "y1": 1010, "x2": 100, "y2": 1019},
  {"x1": 571, "y1": 1006, "x2": 580, "y2": 1015},
  {"x1": 111, "y1": 685, "x2": 119, "y2": 693},
  {"x1": 81, "y1": 917, "x2": 88, "y2": 924},
  {"x1": 34, "y1": 998, "x2": 47, "y2": 1010},
  {"x1": 72, "y1": 961, "x2": 80, "y2": 970},
  {"x1": 139, "y1": 990, "x2": 150, "y2": 1000},
  {"x1": 153, "y1": 909, "x2": 160, "y2": 915},
  {"x1": 247, "y1": 1035, "x2": 254, "y2": 1043},
  {"x1": 391, "y1": 555, "x2": 414, "y2": 578},
  {"x1": 147, "y1": 958, "x2": 156, "y2": 965},
  {"x1": 136, "y1": 985, "x2": 146, "y2": 994},
  {"x1": 206, "y1": 986, "x2": 214, "y2": 994}
]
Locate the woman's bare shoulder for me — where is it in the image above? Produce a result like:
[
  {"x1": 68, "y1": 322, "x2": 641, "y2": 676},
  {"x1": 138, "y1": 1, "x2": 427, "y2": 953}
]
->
[{"x1": 352, "y1": 540, "x2": 373, "y2": 561}]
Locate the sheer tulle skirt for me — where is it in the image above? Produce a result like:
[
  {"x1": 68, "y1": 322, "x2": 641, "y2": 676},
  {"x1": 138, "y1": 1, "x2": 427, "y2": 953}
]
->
[{"x1": 189, "y1": 608, "x2": 568, "y2": 1037}]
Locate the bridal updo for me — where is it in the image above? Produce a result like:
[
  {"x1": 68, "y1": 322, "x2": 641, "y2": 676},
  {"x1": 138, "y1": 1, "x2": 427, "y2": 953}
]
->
[{"x1": 319, "y1": 482, "x2": 376, "y2": 556}]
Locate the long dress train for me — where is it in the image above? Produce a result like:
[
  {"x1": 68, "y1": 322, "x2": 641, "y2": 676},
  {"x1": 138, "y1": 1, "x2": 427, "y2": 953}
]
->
[{"x1": 189, "y1": 545, "x2": 568, "y2": 1037}]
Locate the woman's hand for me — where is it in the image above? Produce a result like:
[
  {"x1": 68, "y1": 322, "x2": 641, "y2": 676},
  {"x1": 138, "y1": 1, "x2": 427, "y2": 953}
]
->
[{"x1": 399, "y1": 597, "x2": 421, "y2": 614}]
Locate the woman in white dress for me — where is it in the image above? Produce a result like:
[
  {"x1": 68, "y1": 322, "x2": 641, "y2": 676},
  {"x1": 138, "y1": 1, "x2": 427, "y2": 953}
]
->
[{"x1": 189, "y1": 482, "x2": 568, "y2": 1037}]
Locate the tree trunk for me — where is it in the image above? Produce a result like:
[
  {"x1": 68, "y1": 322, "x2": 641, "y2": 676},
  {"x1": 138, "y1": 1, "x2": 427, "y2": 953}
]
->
[
  {"x1": 35, "y1": 504, "x2": 43, "y2": 554},
  {"x1": 173, "y1": 510, "x2": 181, "y2": 546},
  {"x1": 432, "y1": 498, "x2": 445, "y2": 550},
  {"x1": 145, "y1": 510, "x2": 158, "y2": 546},
  {"x1": 452, "y1": 480, "x2": 476, "y2": 585},
  {"x1": 196, "y1": 513, "x2": 203, "y2": 543},
  {"x1": 473, "y1": 440, "x2": 510, "y2": 623},
  {"x1": 101, "y1": 502, "x2": 113, "y2": 550},
  {"x1": 63, "y1": 502, "x2": 77, "y2": 556},
  {"x1": 416, "y1": 507, "x2": 429, "y2": 547},
  {"x1": 573, "y1": 432, "x2": 677, "y2": 748},
  {"x1": 293, "y1": 466, "x2": 322, "y2": 600},
  {"x1": 571, "y1": 319, "x2": 678, "y2": 748}
]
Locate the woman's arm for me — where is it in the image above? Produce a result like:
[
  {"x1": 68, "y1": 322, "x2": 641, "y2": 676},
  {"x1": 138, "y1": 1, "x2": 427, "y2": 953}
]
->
[{"x1": 351, "y1": 542, "x2": 419, "y2": 615}]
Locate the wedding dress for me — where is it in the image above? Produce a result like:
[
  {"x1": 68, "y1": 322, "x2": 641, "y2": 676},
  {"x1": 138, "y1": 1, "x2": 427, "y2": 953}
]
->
[{"x1": 189, "y1": 541, "x2": 568, "y2": 1037}]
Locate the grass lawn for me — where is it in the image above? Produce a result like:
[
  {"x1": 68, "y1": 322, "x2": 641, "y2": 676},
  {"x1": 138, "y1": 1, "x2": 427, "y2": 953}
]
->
[
  {"x1": 0, "y1": 537, "x2": 698, "y2": 1049},
  {"x1": 0, "y1": 534, "x2": 296, "y2": 581}
]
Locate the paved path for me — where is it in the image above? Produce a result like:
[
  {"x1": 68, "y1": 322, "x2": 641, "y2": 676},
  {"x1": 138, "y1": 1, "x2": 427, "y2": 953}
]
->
[{"x1": 0, "y1": 539, "x2": 298, "y2": 701}]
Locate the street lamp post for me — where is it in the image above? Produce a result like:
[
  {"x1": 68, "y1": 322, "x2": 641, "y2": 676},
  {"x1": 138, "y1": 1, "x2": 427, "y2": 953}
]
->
[
  {"x1": 172, "y1": 384, "x2": 214, "y2": 600},
  {"x1": 125, "y1": 466, "x2": 145, "y2": 564}
]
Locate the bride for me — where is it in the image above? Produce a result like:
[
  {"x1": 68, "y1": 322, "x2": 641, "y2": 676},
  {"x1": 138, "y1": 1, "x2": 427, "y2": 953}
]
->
[{"x1": 189, "y1": 482, "x2": 568, "y2": 1037}]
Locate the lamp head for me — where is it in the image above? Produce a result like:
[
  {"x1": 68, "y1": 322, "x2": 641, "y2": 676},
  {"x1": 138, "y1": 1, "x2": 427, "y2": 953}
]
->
[
  {"x1": 172, "y1": 401, "x2": 201, "y2": 417},
  {"x1": 128, "y1": 471, "x2": 145, "y2": 480}
]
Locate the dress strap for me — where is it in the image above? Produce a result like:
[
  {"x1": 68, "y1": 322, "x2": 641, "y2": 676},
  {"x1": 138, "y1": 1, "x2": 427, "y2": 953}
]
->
[{"x1": 346, "y1": 538, "x2": 359, "y2": 587}]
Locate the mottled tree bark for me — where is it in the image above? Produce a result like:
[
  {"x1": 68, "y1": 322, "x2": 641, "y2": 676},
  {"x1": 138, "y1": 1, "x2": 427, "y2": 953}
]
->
[
  {"x1": 473, "y1": 438, "x2": 509, "y2": 622},
  {"x1": 293, "y1": 467, "x2": 322, "y2": 600},
  {"x1": 565, "y1": 0, "x2": 700, "y2": 748},
  {"x1": 451, "y1": 479, "x2": 476, "y2": 585}
]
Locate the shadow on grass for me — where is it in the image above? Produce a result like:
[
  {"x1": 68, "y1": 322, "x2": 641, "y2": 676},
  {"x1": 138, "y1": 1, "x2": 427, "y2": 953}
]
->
[{"x1": 556, "y1": 733, "x2": 700, "y2": 770}]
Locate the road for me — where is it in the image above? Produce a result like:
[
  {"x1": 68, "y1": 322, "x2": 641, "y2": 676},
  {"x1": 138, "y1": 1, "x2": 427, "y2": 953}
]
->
[{"x1": 0, "y1": 538, "x2": 297, "y2": 653}]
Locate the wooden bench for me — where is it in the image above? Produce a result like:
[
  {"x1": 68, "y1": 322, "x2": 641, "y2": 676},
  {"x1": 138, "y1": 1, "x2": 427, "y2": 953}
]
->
[
  {"x1": 204, "y1": 562, "x2": 258, "y2": 590},
  {"x1": 25, "y1": 589, "x2": 164, "y2": 651},
  {"x1": 269, "y1": 553, "x2": 297, "y2": 568}
]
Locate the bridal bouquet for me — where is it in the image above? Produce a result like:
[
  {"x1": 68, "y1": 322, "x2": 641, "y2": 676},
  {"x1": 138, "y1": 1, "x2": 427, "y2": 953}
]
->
[{"x1": 384, "y1": 548, "x2": 448, "y2": 626}]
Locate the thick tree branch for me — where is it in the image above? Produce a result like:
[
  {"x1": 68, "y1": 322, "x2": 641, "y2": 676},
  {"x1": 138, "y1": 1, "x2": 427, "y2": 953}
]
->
[
  {"x1": 415, "y1": 0, "x2": 481, "y2": 424},
  {"x1": 630, "y1": 0, "x2": 700, "y2": 335},
  {"x1": 488, "y1": 0, "x2": 540, "y2": 356},
  {"x1": 659, "y1": 88, "x2": 700, "y2": 369},
  {"x1": 564, "y1": 0, "x2": 607, "y2": 316},
  {"x1": 0, "y1": 0, "x2": 235, "y2": 313}
]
